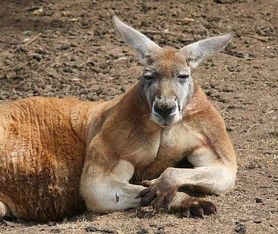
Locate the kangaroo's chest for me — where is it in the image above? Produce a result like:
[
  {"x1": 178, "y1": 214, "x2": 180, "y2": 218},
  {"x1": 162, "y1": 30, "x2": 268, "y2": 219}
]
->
[
  {"x1": 134, "y1": 122, "x2": 205, "y2": 181},
  {"x1": 161, "y1": 122, "x2": 205, "y2": 153}
]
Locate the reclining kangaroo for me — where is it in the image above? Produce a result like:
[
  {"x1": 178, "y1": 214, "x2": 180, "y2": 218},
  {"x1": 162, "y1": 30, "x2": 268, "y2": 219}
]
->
[{"x1": 0, "y1": 16, "x2": 236, "y2": 221}]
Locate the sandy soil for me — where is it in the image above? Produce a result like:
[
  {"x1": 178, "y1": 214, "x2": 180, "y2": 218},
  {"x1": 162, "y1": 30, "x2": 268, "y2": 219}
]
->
[{"x1": 0, "y1": 0, "x2": 277, "y2": 233}]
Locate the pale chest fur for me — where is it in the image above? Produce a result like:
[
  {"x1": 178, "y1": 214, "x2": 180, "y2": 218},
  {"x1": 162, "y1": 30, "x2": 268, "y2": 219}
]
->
[{"x1": 132, "y1": 121, "x2": 206, "y2": 181}]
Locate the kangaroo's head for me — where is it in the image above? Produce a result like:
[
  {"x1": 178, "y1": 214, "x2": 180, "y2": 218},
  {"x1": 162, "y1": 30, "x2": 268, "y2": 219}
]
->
[{"x1": 113, "y1": 16, "x2": 232, "y2": 126}]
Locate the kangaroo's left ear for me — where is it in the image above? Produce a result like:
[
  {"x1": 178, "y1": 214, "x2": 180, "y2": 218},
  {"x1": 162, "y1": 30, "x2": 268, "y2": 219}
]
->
[{"x1": 180, "y1": 33, "x2": 233, "y2": 68}]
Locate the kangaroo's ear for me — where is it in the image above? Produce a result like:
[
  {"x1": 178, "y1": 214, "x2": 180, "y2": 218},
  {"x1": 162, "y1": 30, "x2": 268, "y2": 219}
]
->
[
  {"x1": 180, "y1": 33, "x2": 233, "y2": 68},
  {"x1": 112, "y1": 15, "x2": 161, "y2": 64}
]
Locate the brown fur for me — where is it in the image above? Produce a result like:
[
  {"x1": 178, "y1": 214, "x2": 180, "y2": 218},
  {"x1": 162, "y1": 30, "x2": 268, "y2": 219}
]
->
[
  {"x1": 152, "y1": 48, "x2": 187, "y2": 76},
  {"x1": 0, "y1": 78, "x2": 235, "y2": 221},
  {"x1": 0, "y1": 98, "x2": 95, "y2": 220}
]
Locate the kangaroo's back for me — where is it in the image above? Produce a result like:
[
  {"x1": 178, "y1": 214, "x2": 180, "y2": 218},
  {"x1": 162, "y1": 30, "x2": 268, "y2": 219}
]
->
[{"x1": 0, "y1": 97, "x2": 94, "y2": 221}]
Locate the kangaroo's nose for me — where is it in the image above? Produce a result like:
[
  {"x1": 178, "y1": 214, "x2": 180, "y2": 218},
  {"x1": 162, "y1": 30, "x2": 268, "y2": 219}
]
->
[{"x1": 154, "y1": 104, "x2": 175, "y2": 119}]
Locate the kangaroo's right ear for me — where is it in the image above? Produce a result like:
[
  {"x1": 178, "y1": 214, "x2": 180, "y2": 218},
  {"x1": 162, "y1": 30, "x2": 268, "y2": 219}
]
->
[
  {"x1": 180, "y1": 33, "x2": 233, "y2": 69},
  {"x1": 112, "y1": 15, "x2": 161, "y2": 64}
]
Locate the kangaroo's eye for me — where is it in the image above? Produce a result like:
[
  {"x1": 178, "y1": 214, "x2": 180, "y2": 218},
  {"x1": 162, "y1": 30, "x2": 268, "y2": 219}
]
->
[
  {"x1": 177, "y1": 74, "x2": 189, "y2": 80},
  {"x1": 144, "y1": 72, "x2": 154, "y2": 81}
]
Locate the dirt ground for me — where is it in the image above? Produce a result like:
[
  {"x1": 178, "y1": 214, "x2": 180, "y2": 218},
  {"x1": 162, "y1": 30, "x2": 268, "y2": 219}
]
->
[{"x1": 0, "y1": 0, "x2": 277, "y2": 233}]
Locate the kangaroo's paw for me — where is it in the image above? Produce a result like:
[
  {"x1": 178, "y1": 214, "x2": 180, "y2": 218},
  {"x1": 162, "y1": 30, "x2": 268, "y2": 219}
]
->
[{"x1": 179, "y1": 198, "x2": 217, "y2": 218}]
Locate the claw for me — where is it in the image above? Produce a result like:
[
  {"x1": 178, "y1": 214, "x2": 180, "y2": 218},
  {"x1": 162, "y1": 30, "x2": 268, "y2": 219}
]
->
[
  {"x1": 180, "y1": 198, "x2": 216, "y2": 218},
  {"x1": 199, "y1": 200, "x2": 217, "y2": 215},
  {"x1": 152, "y1": 193, "x2": 166, "y2": 210},
  {"x1": 140, "y1": 190, "x2": 156, "y2": 206},
  {"x1": 190, "y1": 203, "x2": 205, "y2": 218},
  {"x1": 181, "y1": 206, "x2": 190, "y2": 218},
  {"x1": 135, "y1": 187, "x2": 150, "y2": 199},
  {"x1": 165, "y1": 190, "x2": 175, "y2": 208},
  {"x1": 141, "y1": 180, "x2": 152, "y2": 187}
]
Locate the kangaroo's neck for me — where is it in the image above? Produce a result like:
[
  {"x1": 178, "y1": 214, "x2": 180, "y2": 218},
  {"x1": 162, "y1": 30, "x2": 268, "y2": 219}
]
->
[
  {"x1": 121, "y1": 82, "x2": 151, "y2": 115},
  {"x1": 78, "y1": 82, "x2": 159, "y2": 144},
  {"x1": 184, "y1": 82, "x2": 211, "y2": 117},
  {"x1": 109, "y1": 82, "x2": 162, "y2": 135}
]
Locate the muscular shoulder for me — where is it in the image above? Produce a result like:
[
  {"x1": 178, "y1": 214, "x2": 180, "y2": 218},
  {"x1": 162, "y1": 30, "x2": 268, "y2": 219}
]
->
[
  {"x1": 184, "y1": 83, "x2": 236, "y2": 165},
  {"x1": 184, "y1": 83, "x2": 225, "y2": 130}
]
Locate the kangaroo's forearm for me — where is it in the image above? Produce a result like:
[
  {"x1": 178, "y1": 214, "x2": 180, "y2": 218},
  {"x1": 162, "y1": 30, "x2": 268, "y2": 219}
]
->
[{"x1": 162, "y1": 165, "x2": 236, "y2": 194}]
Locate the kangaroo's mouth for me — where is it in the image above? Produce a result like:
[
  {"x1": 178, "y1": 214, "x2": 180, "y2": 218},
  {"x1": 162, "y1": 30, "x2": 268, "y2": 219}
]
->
[
  {"x1": 150, "y1": 110, "x2": 182, "y2": 127},
  {"x1": 150, "y1": 98, "x2": 183, "y2": 126}
]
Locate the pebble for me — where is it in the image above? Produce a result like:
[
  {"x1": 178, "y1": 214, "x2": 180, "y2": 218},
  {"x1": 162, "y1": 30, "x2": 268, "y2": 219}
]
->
[
  {"x1": 50, "y1": 229, "x2": 61, "y2": 233},
  {"x1": 222, "y1": 87, "x2": 234, "y2": 92},
  {"x1": 214, "y1": 0, "x2": 237, "y2": 3},
  {"x1": 227, "y1": 105, "x2": 236, "y2": 109},
  {"x1": 205, "y1": 90, "x2": 212, "y2": 96},
  {"x1": 154, "y1": 230, "x2": 166, "y2": 234},
  {"x1": 253, "y1": 219, "x2": 262, "y2": 224},
  {"x1": 239, "y1": 218, "x2": 249, "y2": 222},
  {"x1": 58, "y1": 44, "x2": 71, "y2": 50},
  {"x1": 227, "y1": 126, "x2": 235, "y2": 132},
  {"x1": 255, "y1": 197, "x2": 263, "y2": 203},
  {"x1": 35, "y1": 48, "x2": 47, "y2": 54},
  {"x1": 85, "y1": 226, "x2": 114, "y2": 233},
  {"x1": 234, "y1": 223, "x2": 247, "y2": 233},
  {"x1": 27, "y1": 6, "x2": 41, "y2": 12},
  {"x1": 63, "y1": 67, "x2": 73, "y2": 73},
  {"x1": 85, "y1": 226, "x2": 98, "y2": 232},
  {"x1": 227, "y1": 51, "x2": 245, "y2": 58},
  {"x1": 246, "y1": 162, "x2": 257, "y2": 169},
  {"x1": 218, "y1": 98, "x2": 229, "y2": 103},
  {"x1": 153, "y1": 226, "x2": 166, "y2": 234},
  {"x1": 32, "y1": 53, "x2": 42, "y2": 61},
  {"x1": 137, "y1": 228, "x2": 149, "y2": 234},
  {"x1": 255, "y1": 26, "x2": 273, "y2": 36}
]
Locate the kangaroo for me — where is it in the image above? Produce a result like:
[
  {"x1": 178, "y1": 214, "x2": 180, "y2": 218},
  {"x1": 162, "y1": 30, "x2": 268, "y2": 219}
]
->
[{"x1": 0, "y1": 16, "x2": 236, "y2": 221}]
